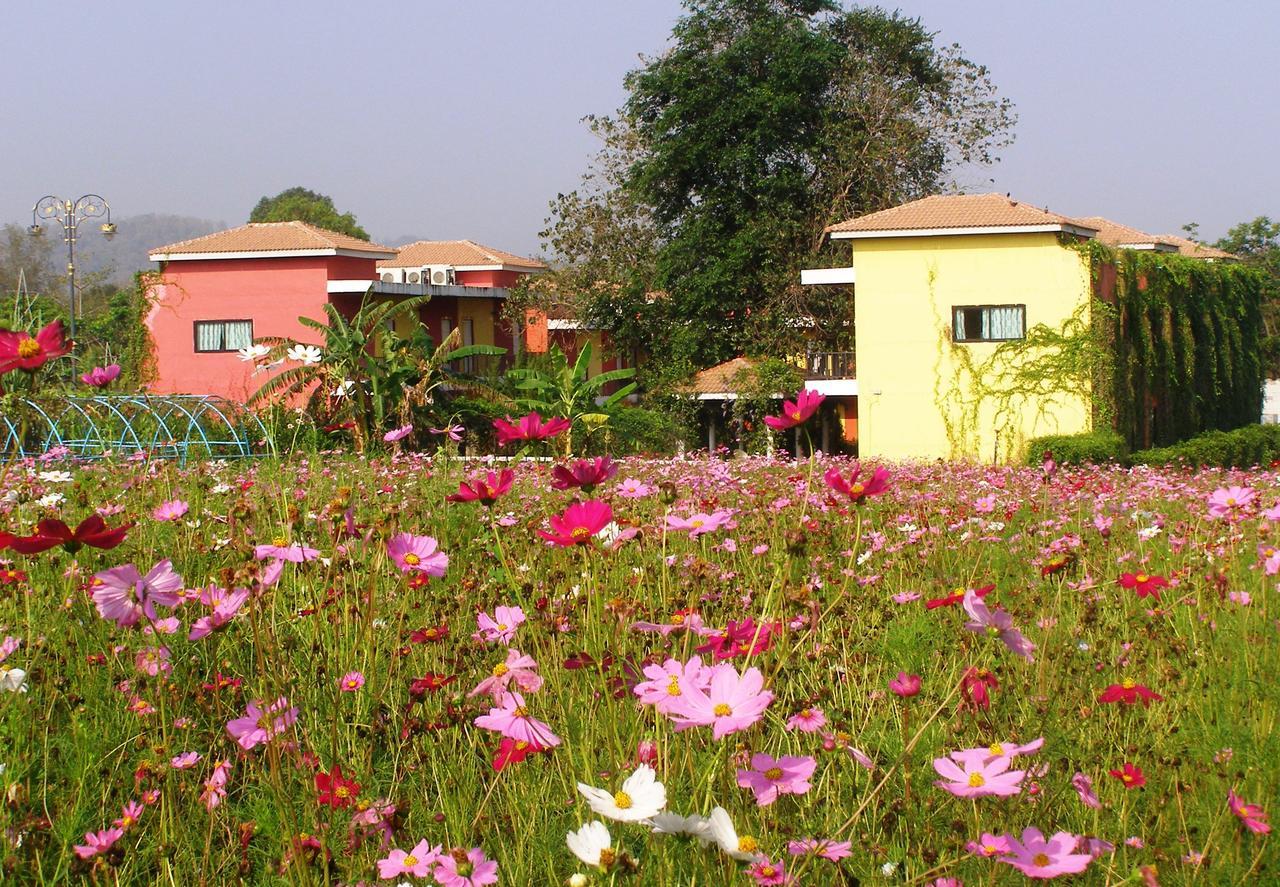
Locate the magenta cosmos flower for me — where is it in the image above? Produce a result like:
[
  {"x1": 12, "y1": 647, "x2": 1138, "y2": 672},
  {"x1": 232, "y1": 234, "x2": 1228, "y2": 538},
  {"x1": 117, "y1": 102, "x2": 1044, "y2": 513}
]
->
[
  {"x1": 378, "y1": 840, "x2": 441, "y2": 879},
  {"x1": 668, "y1": 662, "x2": 774, "y2": 739},
  {"x1": 998, "y1": 827, "x2": 1093, "y2": 878},
  {"x1": 736, "y1": 753, "x2": 817, "y2": 806},
  {"x1": 1228, "y1": 790, "x2": 1271, "y2": 834},
  {"x1": 73, "y1": 826, "x2": 125, "y2": 859},
  {"x1": 92, "y1": 560, "x2": 184, "y2": 628},
  {"x1": 468, "y1": 649, "x2": 542, "y2": 702},
  {"x1": 447, "y1": 469, "x2": 514, "y2": 505},
  {"x1": 551, "y1": 456, "x2": 618, "y2": 493},
  {"x1": 0, "y1": 319, "x2": 71, "y2": 373},
  {"x1": 538, "y1": 500, "x2": 613, "y2": 546},
  {"x1": 383, "y1": 423, "x2": 413, "y2": 442},
  {"x1": 152, "y1": 499, "x2": 189, "y2": 522},
  {"x1": 493, "y1": 411, "x2": 571, "y2": 446},
  {"x1": 889, "y1": 671, "x2": 921, "y2": 697},
  {"x1": 386, "y1": 533, "x2": 448, "y2": 576},
  {"x1": 932, "y1": 754, "x2": 1025, "y2": 798},
  {"x1": 823, "y1": 464, "x2": 890, "y2": 503},
  {"x1": 80, "y1": 363, "x2": 121, "y2": 387},
  {"x1": 473, "y1": 691, "x2": 562, "y2": 747},
  {"x1": 434, "y1": 847, "x2": 499, "y2": 887},
  {"x1": 763, "y1": 389, "x2": 824, "y2": 430},
  {"x1": 962, "y1": 588, "x2": 1035, "y2": 662},
  {"x1": 225, "y1": 697, "x2": 299, "y2": 750},
  {"x1": 1207, "y1": 485, "x2": 1254, "y2": 518}
]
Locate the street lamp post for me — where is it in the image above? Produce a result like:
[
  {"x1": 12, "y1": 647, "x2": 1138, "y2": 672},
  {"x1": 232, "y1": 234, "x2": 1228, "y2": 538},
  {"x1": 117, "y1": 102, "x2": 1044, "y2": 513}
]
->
[{"x1": 29, "y1": 194, "x2": 117, "y2": 348}]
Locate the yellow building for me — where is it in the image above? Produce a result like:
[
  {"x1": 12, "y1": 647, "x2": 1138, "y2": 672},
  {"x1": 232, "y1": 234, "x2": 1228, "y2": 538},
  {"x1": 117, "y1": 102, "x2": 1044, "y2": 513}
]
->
[{"x1": 821, "y1": 193, "x2": 1101, "y2": 462}]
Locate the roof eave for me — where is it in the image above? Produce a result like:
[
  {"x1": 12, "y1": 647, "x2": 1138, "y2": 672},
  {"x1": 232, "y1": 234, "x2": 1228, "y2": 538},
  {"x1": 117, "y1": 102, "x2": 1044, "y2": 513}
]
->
[
  {"x1": 828, "y1": 223, "x2": 1097, "y2": 240},
  {"x1": 149, "y1": 247, "x2": 393, "y2": 262}
]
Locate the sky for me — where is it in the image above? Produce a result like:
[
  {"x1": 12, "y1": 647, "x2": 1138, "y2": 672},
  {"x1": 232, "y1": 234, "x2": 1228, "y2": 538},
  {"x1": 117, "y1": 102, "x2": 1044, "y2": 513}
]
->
[{"x1": 1, "y1": 0, "x2": 1275, "y2": 259}]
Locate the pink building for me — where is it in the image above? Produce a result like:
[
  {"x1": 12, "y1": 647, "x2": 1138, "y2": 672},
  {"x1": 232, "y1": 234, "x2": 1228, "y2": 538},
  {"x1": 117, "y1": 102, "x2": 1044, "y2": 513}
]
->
[{"x1": 146, "y1": 223, "x2": 543, "y2": 401}]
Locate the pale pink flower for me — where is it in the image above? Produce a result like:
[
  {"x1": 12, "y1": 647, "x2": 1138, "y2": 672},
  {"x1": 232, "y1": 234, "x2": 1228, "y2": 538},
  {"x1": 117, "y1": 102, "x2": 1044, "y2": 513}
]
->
[
  {"x1": 998, "y1": 827, "x2": 1093, "y2": 878},
  {"x1": 786, "y1": 838, "x2": 852, "y2": 862},
  {"x1": 433, "y1": 847, "x2": 499, "y2": 887},
  {"x1": 73, "y1": 827, "x2": 124, "y2": 859},
  {"x1": 170, "y1": 751, "x2": 201, "y2": 769},
  {"x1": 92, "y1": 560, "x2": 184, "y2": 628},
  {"x1": 633, "y1": 656, "x2": 709, "y2": 714},
  {"x1": 785, "y1": 707, "x2": 827, "y2": 733},
  {"x1": 1072, "y1": 772, "x2": 1101, "y2": 808},
  {"x1": 1207, "y1": 485, "x2": 1254, "y2": 518},
  {"x1": 667, "y1": 662, "x2": 774, "y2": 740},
  {"x1": 113, "y1": 801, "x2": 145, "y2": 830},
  {"x1": 225, "y1": 697, "x2": 298, "y2": 750},
  {"x1": 665, "y1": 510, "x2": 734, "y2": 536},
  {"x1": 932, "y1": 755, "x2": 1025, "y2": 797},
  {"x1": 736, "y1": 753, "x2": 816, "y2": 806},
  {"x1": 966, "y1": 832, "x2": 1013, "y2": 857},
  {"x1": 377, "y1": 839, "x2": 440, "y2": 878},
  {"x1": 339, "y1": 671, "x2": 365, "y2": 692},
  {"x1": 386, "y1": 533, "x2": 448, "y2": 576},
  {"x1": 949, "y1": 737, "x2": 1044, "y2": 767},
  {"x1": 468, "y1": 649, "x2": 542, "y2": 702},
  {"x1": 152, "y1": 499, "x2": 189, "y2": 522},
  {"x1": 473, "y1": 691, "x2": 562, "y2": 747},
  {"x1": 962, "y1": 588, "x2": 1035, "y2": 662},
  {"x1": 473, "y1": 606, "x2": 525, "y2": 644}
]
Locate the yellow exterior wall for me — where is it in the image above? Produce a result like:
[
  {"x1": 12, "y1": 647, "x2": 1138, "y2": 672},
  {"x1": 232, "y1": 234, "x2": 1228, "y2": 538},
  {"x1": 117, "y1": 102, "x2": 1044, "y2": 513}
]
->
[
  {"x1": 851, "y1": 232, "x2": 1092, "y2": 462},
  {"x1": 459, "y1": 303, "x2": 495, "y2": 350}
]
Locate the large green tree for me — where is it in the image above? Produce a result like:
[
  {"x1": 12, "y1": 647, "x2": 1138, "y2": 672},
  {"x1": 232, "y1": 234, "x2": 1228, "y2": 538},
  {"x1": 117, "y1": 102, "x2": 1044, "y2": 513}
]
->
[
  {"x1": 249, "y1": 187, "x2": 370, "y2": 240},
  {"x1": 541, "y1": 0, "x2": 1014, "y2": 372},
  {"x1": 1217, "y1": 216, "x2": 1280, "y2": 372}
]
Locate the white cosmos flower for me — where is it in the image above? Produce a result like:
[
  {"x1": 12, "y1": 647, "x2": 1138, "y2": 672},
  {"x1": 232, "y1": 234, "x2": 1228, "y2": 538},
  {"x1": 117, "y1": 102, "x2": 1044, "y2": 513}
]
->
[
  {"x1": 649, "y1": 811, "x2": 710, "y2": 837},
  {"x1": 577, "y1": 764, "x2": 666, "y2": 823},
  {"x1": 705, "y1": 806, "x2": 764, "y2": 862},
  {"x1": 566, "y1": 821, "x2": 617, "y2": 868},
  {"x1": 286, "y1": 344, "x2": 323, "y2": 365},
  {"x1": 237, "y1": 343, "x2": 271, "y2": 362},
  {"x1": 37, "y1": 493, "x2": 64, "y2": 508},
  {"x1": 0, "y1": 667, "x2": 28, "y2": 693},
  {"x1": 332, "y1": 380, "x2": 355, "y2": 398},
  {"x1": 38, "y1": 471, "x2": 72, "y2": 484}
]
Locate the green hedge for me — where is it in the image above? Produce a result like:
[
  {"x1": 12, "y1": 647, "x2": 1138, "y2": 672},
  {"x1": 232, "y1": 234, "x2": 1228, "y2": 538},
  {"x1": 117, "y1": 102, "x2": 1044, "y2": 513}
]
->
[
  {"x1": 1128, "y1": 423, "x2": 1280, "y2": 469},
  {"x1": 592, "y1": 405, "x2": 686, "y2": 456},
  {"x1": 1024, "y1": 430, "x2": 1126, "y2": 466}
]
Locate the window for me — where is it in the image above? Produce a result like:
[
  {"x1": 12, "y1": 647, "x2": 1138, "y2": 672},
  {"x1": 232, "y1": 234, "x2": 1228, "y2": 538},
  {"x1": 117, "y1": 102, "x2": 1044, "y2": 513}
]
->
[
  {"x1": 193, "y1": 320, "x2": 253, "y2": 353},
  {"x1": 952, "y1": 305, "x2": 1025, "y2": 343}
]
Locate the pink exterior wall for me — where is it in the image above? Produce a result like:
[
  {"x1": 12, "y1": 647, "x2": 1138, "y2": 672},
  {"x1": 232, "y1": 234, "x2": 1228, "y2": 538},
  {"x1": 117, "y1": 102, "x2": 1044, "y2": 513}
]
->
[{"x1": 455, "y1": 269, "x2": 522, "y2": 288}]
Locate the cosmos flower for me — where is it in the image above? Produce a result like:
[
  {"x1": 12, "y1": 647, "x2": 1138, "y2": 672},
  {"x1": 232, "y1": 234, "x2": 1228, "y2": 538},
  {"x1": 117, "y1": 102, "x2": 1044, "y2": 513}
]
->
[
  {"x1": 1072, "y1": 772, "x2": 1101, "y2": 809},
  {"x1": 786, "y1": 839, "x2": 852, "y2": 862},
  {"x1": 72, "y1": 827, "x2": 124, "y2": 859},
  {"x1": 1228, "y1": 790, "x2": 1271, "y2": 834},
  {"x1": 705, "y1": 806, "x2": 765, "y2": 862},
  {"x1": 551, "y1": 456, "x2": 618, "y2": 493},
  {"x1": 785, "y1": 707, "x2": 827, "y2": 733},
  {"x1": 633, "y1": 655, "x2": 709, "y2": 714},
  {"x1": 1098, "y1": 679, "x2": 1163, "y2": 705},
  {"x1": 1207, "y1": 485, "x2": 1254, "y2": 518},
  {"x1": 473, "y1": 691, "x2": 562, "y2": 748},
  {"x1": 377, "y1": 840, "x2": 441, "y2": 879},
  {"x1": 962, "y1": 589, "x2": 1035, "y2": 662},
  {"x1": 932, "y1": 754, "x2": 1025, "y2": 798},
  {"x1": 237, "y1": 343, "x2": 271, "y2": 362},
  {"x1": 433, "y1": 847, "x2": 499, "y2": 887},
  {"x1": 998, "y1": 827, "x2": 1093, "y2": 879},
  {"x1": 665, "y1": 510, "x2": 734, "y2": 536},
  {"x1": 493, "y1": 411, "x2": 571, "y2": 446},
  {"x1": 386, "y1": 533, "x2": 448, "y2": 576},
  {"x1": 823, "y1": 464, "x2": 890, "y2": 503},
  {"x1": 577, "y1": 764, "x2": 667, "y2": 822},
  {"x1": 736, "y1": 753, "x2": 816, "y2": 806},
  {"x1": 567, "y1": 821, "x2": 617, "y2": 868},
  {"x1": 1109, "y1": 762, "x2": 1145, "y2": 789},
  {"x1": 473, "y1": 606, "x2": 525, "y2": 645},
  {"x1": 447, "y1": 470, "x2": 514, "y2": 506},
  {"x1": 469, "y1": 649, "x2": 543, "y2": 702},
  {"x1": 286, "y1": 343, "x2": 323, "y2": 365},
  {"x1": 667, "y1": 662, "x2": 774, "y2": 740},
  {"x1": 152, "y1": 499, "x2": 189, "y2": 522},
  {"x1": 383, "y1": 424, "x2": 414, "y2": 442},
  {"x1": 91, "y1": 560, "x2": 184, "y2": 628},
  {"x1": 763, "y1": 389, "x2": 825, "y2": 430},
  {"x1": 889, "y1": 672, "x2": 921, "y2": 697},
  {"x1": 538, "y1": 500, "x2": 613, "y2": 546},
  {"x1": 6, "y1": 514, "x2": 132, "y2": 554},
  {"x1": 1118, "y1": 572, "x2": 1168, "y2": 600},
  {"x1": 225, "y1": 697, "x2": 298, "y2": 750},
  {"x1": 0, "y1": 320, "x2": 71, "y2": 373},
  {"x1": 315, "y1": 764, "x2": 360, "y2": 809},
  {"x1": 80, "y1": 364, "x2": 121, "y2": 387}
]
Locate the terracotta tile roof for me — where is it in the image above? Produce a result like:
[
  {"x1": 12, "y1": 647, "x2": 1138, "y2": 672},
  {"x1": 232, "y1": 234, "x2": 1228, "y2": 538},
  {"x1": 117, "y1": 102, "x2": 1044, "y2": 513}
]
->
[
  {"x1": 683, "y1": 357, "x2": 760, "y2": 395},
  {"x1": 1153, "y1": 233, "x2": 1238, "y2": 261},
  {"x1": 1073, "y1": 216, "x2": 1179, "y2": 250},
  {"x1": 379, "y1": 240, "x2": 546, "y2": 270},
  {"x1": 150, "y1": 221, "x2": 396, "y2": 257},
  {"x1": 826, "y1": 193, "x2": 1097, "y2": 235}
]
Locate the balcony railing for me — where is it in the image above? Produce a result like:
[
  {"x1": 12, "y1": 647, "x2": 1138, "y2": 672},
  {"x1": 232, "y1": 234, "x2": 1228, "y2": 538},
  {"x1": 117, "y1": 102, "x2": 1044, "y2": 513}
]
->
[{"x1": 803, "y1": 351, "x2": 855, "y2": 379}]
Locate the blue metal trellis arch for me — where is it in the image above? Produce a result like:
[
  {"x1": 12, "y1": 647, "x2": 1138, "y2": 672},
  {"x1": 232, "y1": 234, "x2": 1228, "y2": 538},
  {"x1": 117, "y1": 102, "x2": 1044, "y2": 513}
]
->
[{"x1": 0, "y1": 396, "x2": 273, "y2": 465}]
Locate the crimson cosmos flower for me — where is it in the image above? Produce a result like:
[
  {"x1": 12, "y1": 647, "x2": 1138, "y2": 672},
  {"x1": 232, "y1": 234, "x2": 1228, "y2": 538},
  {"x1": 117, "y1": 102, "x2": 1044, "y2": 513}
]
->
[
  {"x1": 537, "y1": 500, "x2": 612, "y2": 546},
  {"x1": 0, "y1": 320, "x2": 72, "y2": 374},
  {"x1": 315, "y1": 764, "x2": 361, "y2": 808},
  {"x1": 492, "y1": 737, "x2": 551, "y2": 772},
  {"x1": 763, "y1": 389, "x2": 825, "y2": 430},
  {"x1": 493, "y1": 411, "x2": 571, "y2": 447},
  {"x1": 446, "y1": 469, "x2": 514, "y2": 506},
  {"x1": 926, "y1": 584, "x2": 994, "y2": 610},
  {"x1": 4, "y1": 515, "x2": 132, "y2": 555},
  {"x1": 551, "y1": 456, "x2": 617, "y2": 493},
  {"x1": 1109, "y1": 762, "x2": 1146, "y2": 789},
  {"x1": 823, "y1": 464, "x2": 890, "y2": 503},
  {"x1": 959, "y1": 666, "x2": 998, "y2": 712},
  {"x1": 1098, "y1": 678, "x2": 1163, "y2": 705},
  {"x1": 1119, "y1": 571, "x2": 1169, "y2": 600}
]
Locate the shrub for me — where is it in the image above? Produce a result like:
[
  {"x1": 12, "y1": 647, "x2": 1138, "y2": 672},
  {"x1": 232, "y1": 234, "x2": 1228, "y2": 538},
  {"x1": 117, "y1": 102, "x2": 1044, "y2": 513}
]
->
[
  {"x1": 1024, "y1": 430, "x2": 1126, "y2": 466},
  {"x1": 592, "y1": 405, "x2": 687, "y2": 456},
  {"x1": 1129, "y1": 423, "x2": 1280, "y2": 469}
]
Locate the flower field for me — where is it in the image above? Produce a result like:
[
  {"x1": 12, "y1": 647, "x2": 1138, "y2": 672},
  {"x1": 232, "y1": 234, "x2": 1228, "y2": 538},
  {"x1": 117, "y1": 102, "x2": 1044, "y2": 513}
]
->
[{"x1": 0, "y1": 449, "x2": 1276, "y2": 885}]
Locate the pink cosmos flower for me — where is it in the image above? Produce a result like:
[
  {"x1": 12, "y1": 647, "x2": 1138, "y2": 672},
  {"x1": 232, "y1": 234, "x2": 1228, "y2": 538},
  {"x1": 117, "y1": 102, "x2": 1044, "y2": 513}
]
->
[
  {"x1": 134, "y1": 646, "x2": 171, "y2": 677},
  {"x1": 764, "y1": 389, "x2": 824, "y2": 430},
  {"x1": 447, "y1": 469, "x2": 514, "y2": 506},
  {"x1": 377, "y1": 840, "x2": 441, "y2": 878},
  {"x1": 253, "y1": 541, "x2": 321, "y2": 562},
  {"x1": 430, "y1": 424, "x2": 465, "y2": 442},
  {"x1": 386, "y1": 533, "x2": 448, "y2": 576},
  {"x1": 665, "y1": 510, "x2": 734, "y2": 536},
  {"x1": 80, "y1": 363, "x2": 121, "y2": 387},
  {"x1": 889, "y1": 672, "x2": 921, "y2": 697},
  {"x1": 786, "y1": 839, "x2": 852, "y2": 862},
  {"x1": 962, "y1": 588, "x2": 1035, "y2": 662},
  {"x1": 949, "y1": 737, "x2": 1044, "y2": 767},
  {"x1": 966, "y1": 832, "x2": 1014, "y2": 857},
  {"x1": 73, "y1": 827, "x2": 124, "y2": 859},
  {"x1": 630, "y1": 610, "x2": 707, "y2": 636},
  {"x1": 170, "y1": 751, "x2": 201, "y2": 769},
  {"x1": 932, "y1": 755, "x2": 1025, "y2": 798},
  {"x1": 433, "y1": 847, "x2": 499, "y2": 887},
  {"x1": 1228, "y1": 790, "x2": 1271, "y2": 834},
  {"x1": 823, "y1": 464, "x2": 891, "y2": 503},
  {"x1": 473, "y1": 691, "x2": 562, "y2": 747},
  {"x1": 114, "y1": 801, "x2": 145, "y2": 830},
  {"x1": 92, "y1": 560, "x2": 184, "y2": 628},
  {"x1": 617, "y1": 478, "x2": 654, "y2": 498},
  {"x1": 383, "y1": 424, "x2": 413, "y2": 443},
  {"x1": 736, "y1": 753, "x2": 816, "y2": 806},
  {"x1": 785, "y1": 706, "x2": 827, "y2": 733},
  {"x1": 998, "y1": 827, "x2": 1093, "y2": 878},
  {"x1": 473, "y1": 606, "x2": 525, "y2": 644},
  {"x1": 1207, "y1": 485, "x2": 1254, "y2": 518},
  {"x1": 633, "y1": 655, "x2": 709, "y2": 714},
  {"x1": 339, "y1": 671, "x2": 365, "y2": 692},
  {"x1": 493, "y1": 411, "x2": 571, "y2": 446},
  {"x1": 199, "y1": 760, "x2": 231, "y2": 810},
  {"x1": 225, "y1": 697, "x2": 298, "y2": 750},
  {"x1": 551, "y1": 456, "x2": 618, "y2": 492},
  {"x1": 1072, "y1": 772, "x2": 1101, "y2": 809},
  {"x1": 469, "y1": 649, "x2": 543, "y2": 702},
  {"x1": 187, "y1": 585, "x2": 250, "y2": 640},
  {"x1": 537, "y1": 500, "x2": 613, "y2": 546},
  {"x1": 152, "y1": 499, "x2": 189, "y2": 522},
  {"x1": 667, "y1": 662, "x2": 774, "y2": 740},
  {"x1": 746, "y1": 857, "x2": 791, "y2": 884}
]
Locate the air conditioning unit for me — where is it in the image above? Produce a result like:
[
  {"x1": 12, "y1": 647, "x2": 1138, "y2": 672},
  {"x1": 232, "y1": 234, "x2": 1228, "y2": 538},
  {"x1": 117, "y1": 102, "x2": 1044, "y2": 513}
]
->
[
  {"x1": 380, "y1": 272, "x2": 396, "y2": 283},
  {"x1": 405, "y1": 270, "x2": 422, "y2": 284},
  {"x1": 428, "y1": 265, "x2": 456, "y2": 286}
]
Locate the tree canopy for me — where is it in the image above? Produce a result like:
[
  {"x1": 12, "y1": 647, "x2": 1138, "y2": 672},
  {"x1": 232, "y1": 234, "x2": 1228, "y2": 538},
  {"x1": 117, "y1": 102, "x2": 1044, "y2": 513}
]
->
[
  {"x1": 1216, "y1": 216, "x2": 1280, "y2": 372},
  {"x1": 249, "y1": 187, "x2": 370, "y2": 241},
  {"x1": 539, "y1": 0, "x2": 1015, "y2": 374}
]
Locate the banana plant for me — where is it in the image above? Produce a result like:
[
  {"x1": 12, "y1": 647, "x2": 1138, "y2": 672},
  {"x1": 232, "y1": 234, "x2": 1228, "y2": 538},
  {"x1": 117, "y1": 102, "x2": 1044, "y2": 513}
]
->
[
  {"x1": 397, "y1": 326, "x2": 508, "y2": 428},
  {"x1": 505, "y1": 341, "x2": 636, "y2": 454}
]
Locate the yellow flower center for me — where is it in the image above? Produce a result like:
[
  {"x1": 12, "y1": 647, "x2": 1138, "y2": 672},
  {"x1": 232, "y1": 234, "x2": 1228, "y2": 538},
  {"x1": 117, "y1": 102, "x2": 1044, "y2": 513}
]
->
[
  {"x1": 968, "y1": 772, "x2": 986, "y2": 787},
  {"x1": 713, "y1": 703, "x2": 732, "y2": 717},
  {"x1": 671, "y1": 613, "x2": 685, "y2": 624},
  {"x1": 497, "y1": 623, "x2": 508, "y2": 631},
  {"x1": 513, "y1": 706, "x2": 527, "y2": 718},
  {"x1": 799, "y1": 708, "x2": 811, "y2": 718},
  {"x1": 599, "y1": 847, "x2": 617, "y2": 866},
  {"x1": 691, "y1": 519, "x2": 704, "y2": 528},
  {"x1": 403, "y1": 553, "x2": 421, "y2": 565},
  {"x1": 1122, "y1": 774, "x2": 1133, "y2": 783},
  {"x1": 760, "y1": 866, "x2": 777, "y2": 877},
  {"x1": 492, "y1": 662, "x2": 509, "y2": 677},
  {"x1": 850, "y1": 482, "x2": 864, "y2": 495},
  {"x1": 571, "y1": 526, "x2": 590, "y2": 539},
  {"x1": 989, "y1": 743, "x2": 1004, "y2": 756},
  {"x1": 738, "y1": 836, "x2": 758, "y2": 853},
  {"x1": 1033, "y1": 853, "x2": 1050, "y2": 867},
  {"x1": 1122, "y1": 678, "x2": 1136, "y2": 689},
  {"x1": 764, "y1": 767, "x2": 783, "y2": 780},
  {"x1": 1135, "y1": 573, "x2": 1148, "y2": 583},
  {"x1": 613, "y1": 791, "x2": 633, "y2": 809},
  {"x1": 272, "y1": 536, "x2": 288, "y2": 548},
  {"x1": 120, "y1": 815, "x2": 134, "y2": 827},
  {"x1": 403, "y1": 854, "x2": 418, "y2": 866},
  {"x1": 790, "y1": 410, "x2": 802, "y2": 420},
  {"x1": 16, "y1": 338, "x2": 40, "y2": 359},
  {"x1": 666, "y1": 676, "x2": 681, "y2": 696},
  {"x1": 335, "y1": 786, "x2": 349, "y2": 798}
]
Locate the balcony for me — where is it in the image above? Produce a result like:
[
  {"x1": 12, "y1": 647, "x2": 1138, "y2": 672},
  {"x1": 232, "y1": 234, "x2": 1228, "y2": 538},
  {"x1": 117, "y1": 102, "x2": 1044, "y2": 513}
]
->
[{"x1": 801, "y1": 351, "x2": 856, "y2": 397}]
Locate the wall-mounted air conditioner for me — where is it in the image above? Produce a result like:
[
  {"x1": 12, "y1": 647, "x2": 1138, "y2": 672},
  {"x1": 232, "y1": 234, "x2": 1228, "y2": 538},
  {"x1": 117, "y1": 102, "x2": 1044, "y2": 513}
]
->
[
  {"x1": 405, "y1": 270, "x2": 422, "y2": 284},
  {"x1": 428, "y1": 265, "x2": 456, "y2": 286}
]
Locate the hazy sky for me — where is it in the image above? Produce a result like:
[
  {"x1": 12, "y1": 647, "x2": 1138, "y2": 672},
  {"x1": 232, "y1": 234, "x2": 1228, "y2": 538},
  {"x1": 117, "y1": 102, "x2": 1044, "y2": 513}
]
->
[{"x1": 2, "y1": 0, "x2": 1275, "y2": 257}]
